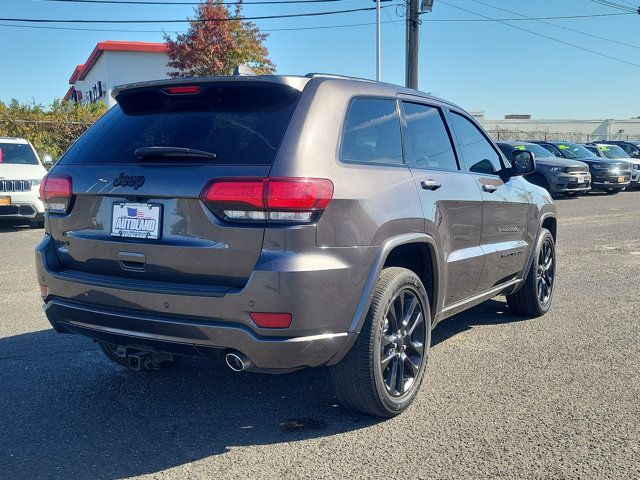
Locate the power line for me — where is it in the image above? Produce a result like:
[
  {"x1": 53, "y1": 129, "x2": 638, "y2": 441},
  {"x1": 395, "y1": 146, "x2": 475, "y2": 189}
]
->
[
  {"x1": 590, "y1": 0, "x2": 639, "y2": 13},
  {"x1": 0, "y1": 10, "x2": 633, "y2": 30},
  {"x1": 0, "y1": 19, "x2": 401, "y2": 33},
  {"x1": 36, "y1": 0, "x2": 356, "y2": 5},
  {"x1": 468, "y1": 0, "x2": 640, "y2": 50},
  {"x1": 0, "y1": 4, "x2": 399, "y2": 23},
  {"x1": 437, "y1": 0, "x2": 640, "y2": 68}
]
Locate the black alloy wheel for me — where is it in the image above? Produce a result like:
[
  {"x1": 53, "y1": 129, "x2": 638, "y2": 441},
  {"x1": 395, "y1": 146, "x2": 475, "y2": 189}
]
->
[
  {"x1": 379, "y1": 288, "x2": 426, "y2": 397},
  {"x1": 331, "y1": 267, "x2": 431, "y2": 417},
  {"x1": 536, "y1": 236, "x2": 555, "y2": 308}
]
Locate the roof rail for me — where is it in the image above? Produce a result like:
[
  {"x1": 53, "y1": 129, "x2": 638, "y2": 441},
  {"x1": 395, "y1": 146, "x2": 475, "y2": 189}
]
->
[{"x1": 304, "y1": 73, "x2": 376, "y2": 83}]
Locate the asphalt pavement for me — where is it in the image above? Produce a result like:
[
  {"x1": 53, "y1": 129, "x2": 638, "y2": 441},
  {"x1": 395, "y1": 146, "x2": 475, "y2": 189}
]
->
[{"x1": 1, "y1": 191, "x2": 639, "y2": 480}]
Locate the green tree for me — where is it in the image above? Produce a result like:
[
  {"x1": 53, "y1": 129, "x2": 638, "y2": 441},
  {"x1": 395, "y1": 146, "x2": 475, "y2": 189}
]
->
[
  {"x1": 0, "y1": 99, "x2": 106, "y2": 162},
  {"x1": 164, "y1": 0, "x2": 275, "y2": 78}
]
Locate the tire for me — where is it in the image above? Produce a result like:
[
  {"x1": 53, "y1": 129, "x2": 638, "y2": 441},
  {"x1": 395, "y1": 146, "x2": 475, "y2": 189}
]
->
[
  {"x1": 30, "y1": 220, "x2": 45, "y2": 229},
  {"x1": 605, "y1": 189, "x2": 620, "y2": 195},
  {"x1": 98, "y1": 341, "x2": 182, "y2": 370},
  {"x1": 562, "y1": 192, "x2": 578, "y2": 198},
  {"x1": 507, "y1": 228, "x2": 556, "y2": 317},
  {"x1": 330, "y1": 267, "x2": 431, "y2": 417}
]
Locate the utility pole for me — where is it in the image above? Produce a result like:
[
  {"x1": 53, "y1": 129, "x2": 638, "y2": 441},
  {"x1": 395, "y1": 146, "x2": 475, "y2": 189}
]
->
[
  {"x1": 405, "y1": 0, "x2": 434, "y2": 90},
  {"x1": 405, "y1": 0, "x2": 419, "y2": 89},
  {"x1": 376, "y1": 0, "x2": 381, "y2": 81}
]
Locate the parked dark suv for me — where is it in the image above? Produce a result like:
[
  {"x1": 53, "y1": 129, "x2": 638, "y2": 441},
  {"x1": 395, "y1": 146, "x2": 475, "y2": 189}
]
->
[
  {"x1": 496, "y1": 141, "x2": 590, "y2": 197},
  {"x1": 36, "y1": 75, "x2": 557, "y2": 417},
  {"x1": 533, "y1": 140, "x2": 631, "y2": 194}
]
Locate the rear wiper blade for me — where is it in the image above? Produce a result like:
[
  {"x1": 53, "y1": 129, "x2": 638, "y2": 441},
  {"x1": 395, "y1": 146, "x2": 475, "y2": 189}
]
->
[{"x1": 134, "y1": 146, "x2": 217, "y2": 160}]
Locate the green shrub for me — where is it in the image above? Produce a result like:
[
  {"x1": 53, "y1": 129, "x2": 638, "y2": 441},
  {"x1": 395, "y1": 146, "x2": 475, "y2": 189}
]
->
[{"x1": 0, "y1": 99, "x2": 107, "y2": 164}]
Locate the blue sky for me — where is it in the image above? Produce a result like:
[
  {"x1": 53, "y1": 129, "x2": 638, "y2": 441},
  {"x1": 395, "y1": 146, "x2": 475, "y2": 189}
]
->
[{"x1": 0, "y1": 0, "x2": 638, "y2": 119}]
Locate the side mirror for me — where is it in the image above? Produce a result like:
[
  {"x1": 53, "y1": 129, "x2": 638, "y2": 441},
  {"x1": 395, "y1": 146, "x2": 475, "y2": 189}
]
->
[
  {"x1": 42, "y1": 155, "x2": 53, "y2": 165},
  {"x1": 511, "y1": 150, "x2": 536, "y2": 176}
]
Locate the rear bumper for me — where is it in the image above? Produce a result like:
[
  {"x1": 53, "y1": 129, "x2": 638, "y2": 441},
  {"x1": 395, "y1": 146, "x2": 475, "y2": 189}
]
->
[
  {"x1": 45, "y1": 299, "x2": 353, "y2": 372},
  {"x1": 36, "y1": 235, "x2": 373, "y2": 370}
]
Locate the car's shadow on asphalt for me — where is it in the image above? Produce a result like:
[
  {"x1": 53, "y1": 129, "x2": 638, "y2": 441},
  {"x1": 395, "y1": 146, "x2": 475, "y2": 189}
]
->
[
  {"x1": 432, "y1": 298, "x2": 528, "y2": 347},
  {"x1": 0, "y1": 220, "x2": 41, "y2": 233},
  {"x1": 0, "y1": 299, "x2": 527, "y2": 480}
]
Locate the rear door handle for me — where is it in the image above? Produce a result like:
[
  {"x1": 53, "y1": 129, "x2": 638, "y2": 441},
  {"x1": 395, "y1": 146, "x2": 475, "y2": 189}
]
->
[
  {"x1": 482, "y1": 184, "x2": 498, "y2": 193},
  {"x1": 421, "y1": 179, "x2": 442, "y2": 191}
]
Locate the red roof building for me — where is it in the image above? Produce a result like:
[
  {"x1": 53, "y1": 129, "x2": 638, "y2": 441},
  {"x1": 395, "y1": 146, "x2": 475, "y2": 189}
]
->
[{"x1": 64, "y1": 41, "x2": 170, "y2": 106}]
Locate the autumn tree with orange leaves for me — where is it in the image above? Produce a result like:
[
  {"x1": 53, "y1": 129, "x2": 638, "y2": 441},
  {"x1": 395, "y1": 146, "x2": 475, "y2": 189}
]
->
[{"x1": 164, "y1": 0, "x2": 275, "y2": 77}]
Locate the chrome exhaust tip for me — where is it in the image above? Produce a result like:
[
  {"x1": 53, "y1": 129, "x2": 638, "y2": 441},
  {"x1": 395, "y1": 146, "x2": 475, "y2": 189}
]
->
[{"x1": 225, "y1": 352, "x2": 251, "y2": 372}]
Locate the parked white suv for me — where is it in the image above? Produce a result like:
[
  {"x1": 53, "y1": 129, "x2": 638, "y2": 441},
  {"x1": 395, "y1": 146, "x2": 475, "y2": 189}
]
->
[{"x1": 0, "y1": 137, "x2": 49, "y2": 227}]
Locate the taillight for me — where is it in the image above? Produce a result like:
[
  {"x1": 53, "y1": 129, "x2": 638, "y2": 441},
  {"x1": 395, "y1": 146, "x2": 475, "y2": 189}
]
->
[
  {"x1": 200, "y1": 177, "x2": 334, "y2": 224},
  {"x1": 39, "y1": 174, "x2": 73, "y2": 214}
]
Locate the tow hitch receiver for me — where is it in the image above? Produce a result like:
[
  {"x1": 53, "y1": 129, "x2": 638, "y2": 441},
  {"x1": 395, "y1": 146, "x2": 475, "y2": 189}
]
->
[{"x1": 115, "y1": 347, "x2": 175, "y2": 371}]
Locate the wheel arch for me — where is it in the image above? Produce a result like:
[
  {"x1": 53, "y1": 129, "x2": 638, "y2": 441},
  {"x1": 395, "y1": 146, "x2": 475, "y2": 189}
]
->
[
  {"x1": 513, "y1": 212, "x2": 556, "y2": 295},
  {"x1": 326, "y1": 233, "x2": 442, "y2": 366}
]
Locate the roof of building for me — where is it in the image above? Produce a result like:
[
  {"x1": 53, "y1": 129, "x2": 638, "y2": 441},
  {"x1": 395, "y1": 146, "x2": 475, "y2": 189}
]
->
[{"x1": 68, "y1": 41, "x2": 168, "y2": 84}]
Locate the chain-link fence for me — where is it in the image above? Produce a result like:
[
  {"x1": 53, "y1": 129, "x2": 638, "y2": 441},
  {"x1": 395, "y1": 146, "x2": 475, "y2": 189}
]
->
[{"x1": 486, "y1": 129, "x2": 638, "y2": 143}]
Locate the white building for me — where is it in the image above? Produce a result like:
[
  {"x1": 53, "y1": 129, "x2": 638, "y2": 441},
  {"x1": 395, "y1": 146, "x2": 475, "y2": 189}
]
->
[
  {"x1": 472, "y1": 112, "x2": 640, "y2": 142},
  {"x1": 63, "y1": 41, "x2": 171, "y2": 108}
]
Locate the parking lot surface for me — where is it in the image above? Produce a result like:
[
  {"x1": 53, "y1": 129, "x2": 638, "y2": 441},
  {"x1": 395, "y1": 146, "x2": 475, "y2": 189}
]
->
[{"x1": 1, "y1": 192, "x2": 639, "y2": 480}]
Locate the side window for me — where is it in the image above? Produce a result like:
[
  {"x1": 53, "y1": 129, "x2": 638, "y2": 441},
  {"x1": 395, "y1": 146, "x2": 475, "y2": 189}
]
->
[
  {"x1": 541, "y1": 144, "x2": 562, "y2": 157},
  {"x1": 402, "y1": 102, "x2": 458, "y2": 171},
  {"x1": 450, "y1": 112, "x2": 502, "y2": 175},
  {"x1": 620, "y1": 144, "x2": 635, "y2": 155},
  {"x1": 340, "y1": 98, "x2": 403, "y2": 165},
  {"x1": 586, "y1": 146, "x2": 600, "y2": 157}
]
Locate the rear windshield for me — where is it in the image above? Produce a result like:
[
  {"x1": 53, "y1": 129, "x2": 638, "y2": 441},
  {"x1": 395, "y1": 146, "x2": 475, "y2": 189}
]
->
[
  {"x1": 60, "y1": 84, "x2": 300, "y2": 165},
  {"x1": 0, "y1": 143, "x2": 39, "y2": 165}
]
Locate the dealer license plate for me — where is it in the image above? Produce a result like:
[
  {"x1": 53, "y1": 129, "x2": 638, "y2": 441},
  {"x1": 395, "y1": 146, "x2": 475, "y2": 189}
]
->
[{"x1": 111, "y1": 203, "x2": 161, "y2": 239}]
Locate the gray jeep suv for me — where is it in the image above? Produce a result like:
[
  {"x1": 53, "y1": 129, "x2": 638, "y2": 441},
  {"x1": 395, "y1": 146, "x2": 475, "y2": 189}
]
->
[{"x1": 35, "y1": 74, "x2": 557, "y2": 417}]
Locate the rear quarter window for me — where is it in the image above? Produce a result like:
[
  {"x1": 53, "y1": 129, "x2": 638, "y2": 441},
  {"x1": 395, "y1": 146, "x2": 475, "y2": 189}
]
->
[
  {"x1": 339, "y1": 97, "x2": 404, "y2": 166},
  {"x1": 59, "y1": 84, "x2": 300, "y2": 165}
]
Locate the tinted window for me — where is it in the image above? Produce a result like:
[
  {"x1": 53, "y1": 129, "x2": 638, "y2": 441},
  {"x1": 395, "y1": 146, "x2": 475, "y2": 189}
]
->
[
  {"x1": 340, "y1": 98, "x2": 403, "y2": 165},
  {"x1": 554, "y1": 143, "x2": 596, "y2": 159},
  {"x1": 539, "y1": 144, "x2": 562, "y2": 157},
  {"x1": 599, "y1": 144, "x2": 628, "y2": 159},
  {"x1": 0, "y1": 143, "x2": 38, "y2": 165},
  {"x1": 402, "y1": 102, "x2": 458, "y2": 171},
  {"x1": 619, "y1": 144, "x2": 638, "y2": 155},
  {"x1": 60, "y1": 85, "x2": 300, "y2": 165},
  {"x1": 450, "y1": 112, "x2": 502, "y2": 174},
  {"x1": 511, "y1": 144, "x2": 556, "y2": 159},
  {"x1": 584, "y1": 146, "x2": 601, "y2": 157}
]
